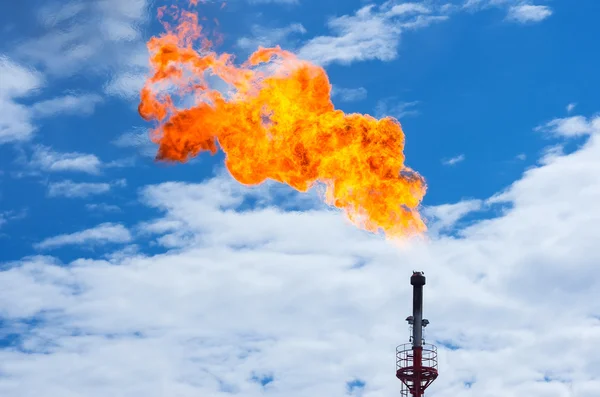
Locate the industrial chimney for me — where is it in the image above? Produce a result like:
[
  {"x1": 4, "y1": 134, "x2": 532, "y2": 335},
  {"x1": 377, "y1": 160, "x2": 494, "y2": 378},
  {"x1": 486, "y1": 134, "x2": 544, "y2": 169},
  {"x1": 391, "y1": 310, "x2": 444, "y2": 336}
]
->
[{"x1": 395, "y1": 271, "x2": 439, "y2": 396}]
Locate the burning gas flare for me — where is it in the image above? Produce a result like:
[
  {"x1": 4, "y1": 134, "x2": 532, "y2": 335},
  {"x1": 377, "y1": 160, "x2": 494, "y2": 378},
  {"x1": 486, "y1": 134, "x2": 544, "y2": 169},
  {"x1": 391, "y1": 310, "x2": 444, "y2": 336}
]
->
[{"x1": 138, "y1": 5, "x2": 428, "y2": 238}]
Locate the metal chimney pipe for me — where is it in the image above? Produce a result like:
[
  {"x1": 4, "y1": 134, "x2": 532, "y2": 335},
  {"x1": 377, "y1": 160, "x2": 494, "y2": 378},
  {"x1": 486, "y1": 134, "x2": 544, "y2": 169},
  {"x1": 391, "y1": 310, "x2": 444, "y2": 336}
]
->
[
  {"x1": 396, "y1": 271, "x2": 438, "y2": 397},
  {"x1": 411, "y1": 271, "x2": 426, "y2": 348}
]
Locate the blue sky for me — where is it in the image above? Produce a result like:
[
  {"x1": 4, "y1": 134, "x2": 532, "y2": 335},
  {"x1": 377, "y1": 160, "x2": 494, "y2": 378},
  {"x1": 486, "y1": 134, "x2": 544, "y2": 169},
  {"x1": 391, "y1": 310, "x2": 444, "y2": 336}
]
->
[{"x1": 1, "y1": 1, "x2": 600, "y2": 396}]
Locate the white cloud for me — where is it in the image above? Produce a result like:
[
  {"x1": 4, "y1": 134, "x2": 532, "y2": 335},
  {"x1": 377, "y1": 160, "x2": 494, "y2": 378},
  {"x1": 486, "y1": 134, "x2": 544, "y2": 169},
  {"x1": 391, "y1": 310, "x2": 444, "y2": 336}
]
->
[
  {"x1": 463, "y1": 0, "x2": 516, "y2": 10},
  {"x1": 47, "y1": 179, "x2": 126, "y2": 198},
  {"x1": 507, "y1": 4, "x2": 553, "y2": 23},
  {"x1": 12, "y1": 0, "x2": 150, "y2": 100},
  {"x1": 567, "y1": 103, "x2": 577, "y2": 113},
  {"x1": 400, "y1": 14, "x2": 450, "y2": 30},
  {"x1": 375, "y1": 98, "x2": 420, "y2": 119},
  {"x1": 237, "y1": 23, "x2": 306, "y2": 52},
  {"x1": 423, "y1": 199, "x2": 483, "y2": 234},
  {"x1": 0, "y1": 99, "x2": 36, "y2": 145},
  {"x1": 463, "y1": 1, "x2": 553, "y2": 24},
  {"x1": 442, "y1": 154, "x2": 466, "y2": 166},
  {"x1": 385, "y1": 2, "x2": 431, "y2": 16},
  {"x1": 1, "y1": 3, "x2": 148, "y2": 146},
  {"x1": 47, "y1": 181, "x2": 110, "y2": 198},
  {"x1": 331, "y1": 86, "x2": 368, "y2": 102},
  {"x1": 247, "y1": 0, "x2": 299, "y2": 3},
  {"x1": 36, "y1": 1, "x2": 86, "y2": 28},
  {"x1": 0, "y1": 56, "x2": 44, "y2": 144},
  {"x1": 2, "y1": 117, "x2": 600, "y2": 395},
  {"x1": 34, "y1": 223, "x2": 132, "y2": 250},
  {"x1": 103, "y1": 72, "x2": 147, "y2": 100},
  {"x1": 0, "y1": 57, "x2": 104, "y2": 144},
  {"x1": 239, "y1": 1, "x2": 549, "y2": 69},
  {"x1": 535, "y1": 115, "x2": 600, "y2": 138},
  {"x1": 29, "y1": 145, "x2": 103, "y2": 174},
  {"x1": 297, "y1": 2, "x2": 448, "y2": 66},
  {"x1": 0, "y1": 209, "x2": 27, "y2": 229},
  {"x1": 85, "y1": 203, "x2": 122, "y2": 213},
  {"x1": 112, "y1": 128, "x2": 157, "y2": 158},
  {"x1": 105, "y1": 157, "x2": 137, "y2": 169},
  {"x1": 31, "y1": 93, "x2": 104, "y2": 118},
  {"x1": 0, "y1": 56, "x2": 44, "y2": 98}
]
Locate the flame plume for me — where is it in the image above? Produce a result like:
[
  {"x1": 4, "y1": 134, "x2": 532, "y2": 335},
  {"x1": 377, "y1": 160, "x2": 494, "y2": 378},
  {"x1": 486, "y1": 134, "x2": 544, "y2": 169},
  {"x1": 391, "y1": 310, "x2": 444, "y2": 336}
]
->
[{"x1": 138, "y1": 5, "x2": 428, "y2": 238}]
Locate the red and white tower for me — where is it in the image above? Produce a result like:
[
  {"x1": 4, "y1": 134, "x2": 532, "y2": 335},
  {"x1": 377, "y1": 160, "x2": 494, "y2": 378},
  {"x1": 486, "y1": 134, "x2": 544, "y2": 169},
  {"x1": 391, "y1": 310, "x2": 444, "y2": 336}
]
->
[{"x1": 396, "y1": 271, "x2": 439, "y2": 396}]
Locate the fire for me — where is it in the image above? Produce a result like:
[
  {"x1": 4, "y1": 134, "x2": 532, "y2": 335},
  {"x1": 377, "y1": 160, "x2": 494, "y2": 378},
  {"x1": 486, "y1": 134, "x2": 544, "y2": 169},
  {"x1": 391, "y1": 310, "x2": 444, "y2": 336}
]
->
[{"x1": 138, "y1": 5, "x2": 428, "y2": 238}]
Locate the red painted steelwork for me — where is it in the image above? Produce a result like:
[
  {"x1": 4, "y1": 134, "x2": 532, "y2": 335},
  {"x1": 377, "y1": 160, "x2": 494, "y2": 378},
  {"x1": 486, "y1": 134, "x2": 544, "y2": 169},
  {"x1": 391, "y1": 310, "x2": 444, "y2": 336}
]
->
[{"x1": 396, "y1": 343, "x2": 438, "y2": 396}]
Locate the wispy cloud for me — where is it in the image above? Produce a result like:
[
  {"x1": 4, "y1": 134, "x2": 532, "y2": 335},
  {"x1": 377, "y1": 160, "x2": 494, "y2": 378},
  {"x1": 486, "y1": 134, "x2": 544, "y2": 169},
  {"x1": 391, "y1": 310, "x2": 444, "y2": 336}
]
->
[
  {"x1": 507, "y1": 4, "x2": 553, "y2": 23},
  {"x1": 0, "y1": 57, "x2": 104, "y2": 144},
  {"x1": 26, "y1": 146, "x2": 132, "y2": 175},
  {"x1": 535, "y1": 115, "x2": 600, "y2": 137},
  {"x1": 29, "y1": 145, "x2": 103, "y2": 174},
  {"x1": 296, "y1": 2, "x2": 448, "y2": 66},
  {"x1": 34, "y1": 222, "x2": 132, "y2": 250},
  {"x1": 247, "y1": 0, "x2": 299, "y2": 4},
  {"x1": 331, "y1": 86, "x2": 368, "y2": 102},
  {"x1": 424, "y1": 199, "x2": 482, "y2": 233},
  {"x1": 112, "y1": 128, "x2": 157, "y2": 158},
  {"x1": 0, "y1": 56, "x2": 44, "y2": 98},
  {"x1": 31, "y1": 93, "x2": 103, "y2": 118},
  {"x1": 48, "y1": 181, "x2": 110, "y2": 198},
  {"x1": 103, "y1": 72, "x2": 147, "y2": 100},
  {"x1": 464, "y1": 1, "x2": 553, "y2": 24},
  {"x1": 567, "y1": 103, "x2": 577, "y2": 113},
  {"x1": 237, "y1": 23, "x2": 306, "y2": 52},
  {"x1": 85, "y1": 203, "x2": 122, "y2": 213},
  {"x1": 239, "y1": 1, "x2": 550, "y2": 69},
  {"x1": 13, "y1": 0, "x2": 151, "y2": 100},
  {"x1": 47, "y1": 179, "x2": 126, "y2": 198},
  {"x1": 375, "y1": 98, "x2": 420, "y2": 119},
  {"x1": 0, "y1": 56, "x2": 44, "y2": 144},
  {"x1": 0, "y1": 209, "x2": 28, "y2": 229},
  {"x1": 443, "y1": 154, "x2": 466, "y2": 166}
]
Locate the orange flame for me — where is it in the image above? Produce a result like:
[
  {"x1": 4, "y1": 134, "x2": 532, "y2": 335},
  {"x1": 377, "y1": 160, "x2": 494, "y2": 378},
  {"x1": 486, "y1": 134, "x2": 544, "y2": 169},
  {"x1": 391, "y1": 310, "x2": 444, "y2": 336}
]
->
[{"x1": 139, "y1": 5, "x2": 428, "y2": 238}]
